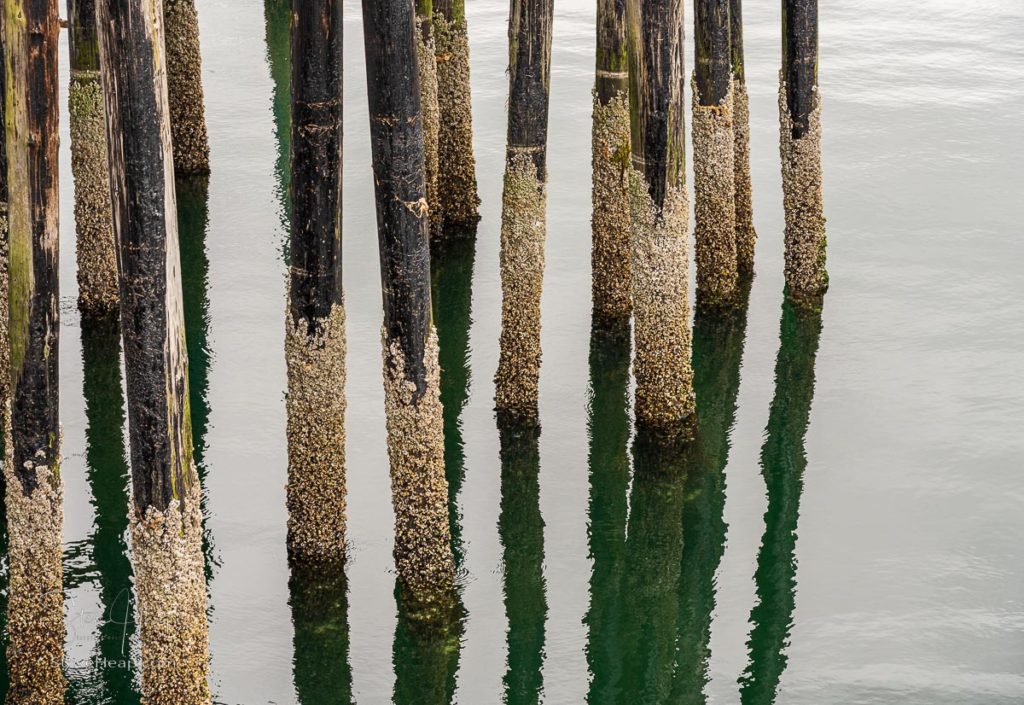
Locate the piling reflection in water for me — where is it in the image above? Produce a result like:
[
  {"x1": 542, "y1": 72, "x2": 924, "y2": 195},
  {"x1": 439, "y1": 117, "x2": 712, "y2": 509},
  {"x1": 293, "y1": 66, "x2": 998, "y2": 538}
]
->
[
  {"x1": 392, "y1": 587, "x2": 462, "y2": 705},
  {"x1": 264, "y1": 0, "x2": 291, "y2": 250},
  {"x1": 68, "y1": 315, "x2": 141, "y2": 704},
  {"x1": 739, "y1": 294, "x2": 824, "y2": 704},
  {"x1": 584, "y1": 286, "x2": 750, "y2": 704},
  {"x1": 498, "y1": 415, "x2": 548, "y2": 704},
  {"x1": 289, "y1": 561, "x2": 353, "y2": 705}
]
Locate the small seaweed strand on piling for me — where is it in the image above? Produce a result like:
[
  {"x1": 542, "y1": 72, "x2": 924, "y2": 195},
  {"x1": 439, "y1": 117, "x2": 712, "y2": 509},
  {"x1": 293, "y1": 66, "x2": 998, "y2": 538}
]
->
[
  {"x1": 693, "y1": 0, "x2": 739, "y2": 310},
  {"x1": 625, "y1": 0, "x2": 696, "y2": 441},
  {"x1": 285, "y1": 0, "x2": 348, "y2": 565},
  {"x1": 591, "y1": 0, "x2": 633, "y2": 325},
  {"x1": 3, "y1": 0, "x2": 67, "y2": 701},
  {"x1": 361, "y1": 0, "x2": 457, "y2": 619},
  {"x1": 780, "y1": 0, "x2": 827, "y2": 306},
  {"x1": 67, "y1": 0, "x2": 119, "y2": 316},
  {"x1": 494, "y1": 0, "x2": 554, "y2": 422},
  {"x1": 95, "y1": 0, "x2": 211, "y2": 701},
  {"x1": 433, "y1": 0, "x2": 480, "y2": 232},
  {"x1": 730, "y1": 0, "x2": 756, "y2": 275}
]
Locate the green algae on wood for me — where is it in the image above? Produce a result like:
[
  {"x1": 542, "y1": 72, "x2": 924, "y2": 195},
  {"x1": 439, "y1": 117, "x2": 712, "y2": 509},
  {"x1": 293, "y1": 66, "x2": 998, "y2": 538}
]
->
[
  {"x1": 95, "y1": 0, "x2": 211, "y2": 700},
  {"x1": 286, "y1": 0, "x2": 347, "y2": 564},
  {"x1": 361, "y1": 0, "x2": 456, "y2": 614}
]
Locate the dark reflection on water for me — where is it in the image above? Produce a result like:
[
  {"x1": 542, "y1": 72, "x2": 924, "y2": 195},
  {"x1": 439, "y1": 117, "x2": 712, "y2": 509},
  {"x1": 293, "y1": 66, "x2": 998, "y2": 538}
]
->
[
  {"x1": 289, "y1": 562, "x2": 353, "y2": 704},
  {"x1": 584, "y1": 287, "x2": 751, "y2": 704},
  {"x1": 67, "y1": 314, "x2": 140, "y2": 705},
  {"x1": 497, "y1": 415, "x2": 548, "y2": 705},
  {"x1": 739, "y1": 295, "x2": 824, "y2": 705},
  {"x1": 264, "y1": 0, "x2": 291, "y2": 241},
  {"x1": 392, "y1": 589, "x2": 462, "y2": 705}
]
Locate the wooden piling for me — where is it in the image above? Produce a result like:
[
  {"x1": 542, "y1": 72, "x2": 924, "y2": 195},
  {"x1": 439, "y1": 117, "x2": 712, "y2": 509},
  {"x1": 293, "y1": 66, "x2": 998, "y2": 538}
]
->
[
  {"x1": 730, "y1": 0, "x2": 756, "y2": 275},
  {"x1": 416, "y1": 0, "x2": 442, "y2": 236},
  {"x1": 494, "y1": 0, "x2": 554, "y2": 421},
  {"x1": 95, "y1": 0, "x2": 211, "y2": 700},
  {"x1": 285, "y1": 0, "x2": 347, "y2": 565},
  {"x1": 626, "y1": 0, "x2": 696, "y2": 440},
  {"x1": 361, "y1": 0, "x2": 456, "y2": 615},
  {"x1": 780, "y1": 0, "x2": 827, "y2": 304},
  {"x1": 693, "y1": 0, "x2": 738, "y2": 309},
  {"x1": 68, "y1": 0, "x2": 119, "y2": 316},
  {"x1": 164, "y1": 0, "x2": 210, "y2": 174},
  {"x1": 591, "y1": 0, "x2": 632, "y2": 325},
  {"x1": 433, "y1": 0, "x2": 480, "y2": 233},
  {"x1": 2, "y1": 0, "x2": 66, "y2": 701},
  {"x1": 1, "y1": 3, "x2": 9, "y2": 473}
]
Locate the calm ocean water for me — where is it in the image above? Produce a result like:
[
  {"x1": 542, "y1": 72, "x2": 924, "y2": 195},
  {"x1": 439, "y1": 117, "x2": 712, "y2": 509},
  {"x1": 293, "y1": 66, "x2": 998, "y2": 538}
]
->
[{"x1": 3, "y1": 0, "x2": 1023, "y2": 702}]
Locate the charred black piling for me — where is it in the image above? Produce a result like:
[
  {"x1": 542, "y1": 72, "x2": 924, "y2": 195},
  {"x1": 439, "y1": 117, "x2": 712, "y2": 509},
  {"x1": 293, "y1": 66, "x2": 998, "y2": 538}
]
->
[
  {"x1": 739, "y1": 293, "x2": 824, "y2": 703},
  {"x1": 416, "y1": 0, "x2": 441, "y2": 235},
  {"x1": 730, "y1": 0, "x2": 755, "y2": 275},
  {"x1": 494, "y1": 0, "x2": 554, "y2": 421},
  {"x1": 164, "y1": 0, "x2": 210, "y2": 174},
  {"x1": 361, "y1": 0, "x2": 456, "y2": 614},
  {"x1": 626, "y1": 0, "x2": 696, "y2": 439},
  {"x1": 68, "y1": 0, "x2": 118, "y2": 316},
  {"x1": 591, "y1": 0, "x2": 632, "y2": 324},
  {"x1": 95, "y1": 0, "x2": 211, "y2": 700},
  {"x1": 285, "y1": 0, "x2": 347, "y2": 564},
  {"x1": 433, "y1": 0, "x2": 480, "y2": 233},
  {"x1": 3, "y1": 0, "x2": 66, "y2": 700},
  {"x1": 780, "y1": 0, "x2": 826, "y2": 303},
  {"x1": 692, "y1": 0, "x2": 738, "y2": 308}
]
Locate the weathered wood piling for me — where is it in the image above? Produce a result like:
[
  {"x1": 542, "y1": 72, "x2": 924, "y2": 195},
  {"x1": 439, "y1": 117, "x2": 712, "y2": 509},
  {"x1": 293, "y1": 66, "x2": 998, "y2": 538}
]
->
[
  {"x1": 285, "y1": 0, "x2": 347, "y2": 564},
  {"x1": 626, "y1": 0, "x2": 696, "y2": 439},
  {"x1": 361, "y1": 0, "x2": 456, "y2": 614},
  {"x1": 164, "y1": 0, "x2": 210, "y2": 174},
  {"x1": 730, "y1": 0, "x2": 756, "y2": 275},
  {"x1": 95, "y1": 0, "x2": 211, "y2": 700},
  {"x1": 591, "y1": 0, "x2": 632, "y2": 325},
  {"x1": 416, "y1": 0, "x2": 442, "y2": 235},
  {"x1": 780, "y1": 0, "x2": 827, "y2": 304},
  {"x1": 692, "y1": 0, "x2": 738, "y2": 308},
  {"x1": 1, "y1": 11, "x2": 9, "y2": 467},
  {"x1": 494, "y1": 0, "x2": 554, "y2": 421},
  {"x1": 433, "y1": 0, "x2": 480, "y2": 233},
  {"x1": 2, "y1": 0, "x2": 67, "y2": 700},
  {"x1": 68, "y1": 0, "x2": 118, "y2": 316}
]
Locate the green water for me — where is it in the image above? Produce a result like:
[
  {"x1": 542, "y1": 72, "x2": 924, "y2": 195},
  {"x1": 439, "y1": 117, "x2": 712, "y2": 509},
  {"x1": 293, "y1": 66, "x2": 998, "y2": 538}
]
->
[{"x1": 2, "y1": 0, "x2": 1023, "y2": 702}]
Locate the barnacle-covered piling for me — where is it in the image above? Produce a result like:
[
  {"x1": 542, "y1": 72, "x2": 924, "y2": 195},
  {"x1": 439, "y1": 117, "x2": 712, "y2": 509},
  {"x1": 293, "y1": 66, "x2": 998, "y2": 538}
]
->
[
  {"x1": 780, "y1": 0, "x2": 827, "y2": 305},
  {"x1": 285, "y1": 0, "x2": 347, "y2": 564},
  {"x1": 68, "y1": 0, "x2": 119, "y2": 316},
  {"x1": 495, "y1": 0, "x2": 554, "y2": 422},
  {"x1": 591, "y1": 0, "x2": 632, "y2": 325},
  {"x1": 164, "y1": 0, "x2": 210, "y2": 174},
  {"x1": 417, "y1": 0, "x2": 442, "y2": 235},
  {"x1": 433, "y1": 0, "x2": 480, "y2": 233},
  {"x1": 362, "y1": 0, "x2": 456, "y2": 615},
  {"x1": 96, "y1": 0, "x2": 212, "y2": 700},
  {"x1": 626, "y1": 0, "x2": 696, "y2": 440},
  {"x1": 730, "y1": 0, "x2": 756, "y2": 274},
  {"x1": 3, "y1": 0, "x2": 67, "y2": 700},
  {"x1": 693, "y1": 0, "x2": 738, "y2": 309}
]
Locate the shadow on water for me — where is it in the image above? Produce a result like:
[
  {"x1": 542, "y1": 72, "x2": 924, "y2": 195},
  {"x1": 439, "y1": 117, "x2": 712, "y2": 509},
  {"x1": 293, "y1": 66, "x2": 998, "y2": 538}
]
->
[
  {"x1": 65, "y1": 314, "x2": 140, "y2": 705},
  {"x1": 738, "y1": 294, "x2": 824, "y2": 705},
  {"x1": 583, "y1": 287, "x2": 751, "y2": 704},
  {"x1": 288, "y1": 561, "x2": 354, "y2": 705},
  {"x1": 497, "y1": 413, "x2": 548, "y2": 705},
  {"x1": 264, "y1": 0, "x2": 292, "y2": 261},
  {"x1": 176, "y1": 174, "x2": 219, "y2": 580}
]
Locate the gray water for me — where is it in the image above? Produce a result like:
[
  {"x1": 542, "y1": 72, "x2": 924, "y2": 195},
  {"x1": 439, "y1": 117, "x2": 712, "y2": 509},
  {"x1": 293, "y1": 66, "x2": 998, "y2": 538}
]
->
[{"x1": 21, "y1": 0, "x2": 1024, "y2": 702}]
